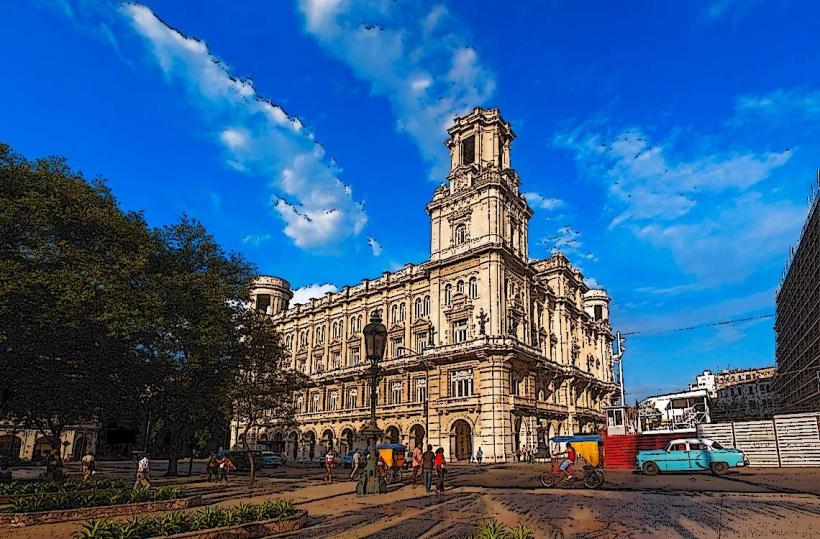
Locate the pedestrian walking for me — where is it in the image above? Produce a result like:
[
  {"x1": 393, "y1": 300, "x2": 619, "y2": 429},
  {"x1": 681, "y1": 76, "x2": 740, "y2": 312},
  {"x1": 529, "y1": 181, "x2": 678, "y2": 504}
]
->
[
  {"x1": 324, "y1": 449, "x2": 336, "y2": 484},
  {"x1": 411, "y1": 445, "x2": 423, "y2": 485},
  {"x1": 434, "y1": 447, "x2": 447, "y2": 493},
  {"x1": 476, "y1": 447, "x2": 483, "y2": 466},
  {"x1": 421, "y1": 444, "x2": 435, "y2": 493},
  {"x1": 350, "y1": 448, "x2": 361, "y2": 480},
  {"x1": 206, "y1": 453, "x2": 219, "y2": 482},
  {"x1": 219, "y1": 456, "x2": 235, "y2": 483},
  {"x1": 81, "y1": 452, "x2": 96, "y2": 482},
  {"x1": 133, "y1": 454, "x2": 151, "y2": 489}
]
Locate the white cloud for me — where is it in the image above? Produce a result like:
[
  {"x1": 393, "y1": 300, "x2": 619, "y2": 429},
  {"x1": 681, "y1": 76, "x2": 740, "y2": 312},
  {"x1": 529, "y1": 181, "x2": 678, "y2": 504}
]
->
[
  {"x1": 539, "y1": 224, "x2": 597, "y2": 263},
  {"x1": 291, "y1": 283, "x2": 338, "y2": 305},
  {"x1": 298, "y1": 0, "x2": 495, "y2": 180},
  {"x1": 554, "y1": 127, "x2": 791, "y2": 228},
  {"x1": 121, "y1": 3, "x2": 367, "y2": 249},
  {"x1": 733, "y1": 88, "x2": 820, "y2": 123},
  {"x1": 703, "y1": 0, "x2": 761, "y2": 22},
  {"x1": 523, "y1": 192, "x2": 564, "y2": 211},
  {"x1": 241, "y1": 233, "x2": 271, "y2": 247},
  {"x1": 584, "y1": 277, "x2": 603, "y2": 289},
  {"x1": 367, "y1": 236, "x2": 382, "y2": 256}
]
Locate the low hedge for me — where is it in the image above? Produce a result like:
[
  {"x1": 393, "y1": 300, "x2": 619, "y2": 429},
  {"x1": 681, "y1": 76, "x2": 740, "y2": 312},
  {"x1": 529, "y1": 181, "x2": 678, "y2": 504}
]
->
[
  {"x1": 9, "y1": 486, "x2": 183, "y2": 513},
  {"x1": 0, "y1": 478, "x2": 126, "y2": 496},
  {"x1": 76, "y1": 499, "x2": 296, "y2": 538}
]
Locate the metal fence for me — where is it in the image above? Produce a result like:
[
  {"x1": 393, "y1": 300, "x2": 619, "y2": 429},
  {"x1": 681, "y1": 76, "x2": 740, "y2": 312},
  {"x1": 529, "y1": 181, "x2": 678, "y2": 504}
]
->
[{"x1": 697, "y1": 412, "x2": 820, "y2": 467}]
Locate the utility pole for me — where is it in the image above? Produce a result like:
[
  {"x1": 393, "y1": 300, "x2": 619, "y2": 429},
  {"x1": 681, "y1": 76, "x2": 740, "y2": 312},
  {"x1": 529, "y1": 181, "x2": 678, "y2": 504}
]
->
[{"x1": 615, "y1": 332, "x2": 626, "y2": 406}]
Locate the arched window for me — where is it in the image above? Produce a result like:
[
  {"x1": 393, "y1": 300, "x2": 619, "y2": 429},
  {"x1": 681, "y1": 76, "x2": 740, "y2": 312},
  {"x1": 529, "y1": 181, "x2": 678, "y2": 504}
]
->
[
  {"x1": 468, "y1": 277, "x2": 478, "y2": 299},
  {"x1": 457, "y1": 280, "x2": 465, "y2": 295},
  {"x1": 399, "y1": 303, "x2": 406, "y2": 322},
  {"x1": 415, "y1": 298, "x2": 422, "y2": 318},
  {"x1": 444, "y1": 284, "x2": 452, "y2": 306},
  {"x1": 455, "y1": 224, "x2": 467, "y2": 245},
  {"x1": 391, "y1": 304, "x2": 398, "y2": 324},
  {"x1": 423, "y1": 295, "x2": 430, "y2": 316}
]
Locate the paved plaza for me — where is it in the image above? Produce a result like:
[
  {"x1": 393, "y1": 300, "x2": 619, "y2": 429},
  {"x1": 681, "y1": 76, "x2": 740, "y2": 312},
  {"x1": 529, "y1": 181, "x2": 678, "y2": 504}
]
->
[{"x1": 9, "y1": 461, "x2": 820, "y2": 538}]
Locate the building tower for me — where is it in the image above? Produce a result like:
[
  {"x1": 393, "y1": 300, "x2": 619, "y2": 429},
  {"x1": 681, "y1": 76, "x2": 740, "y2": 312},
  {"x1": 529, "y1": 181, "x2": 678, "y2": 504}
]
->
[
  {"x1": 250, "y1": 276, "x2": 292, "y2": 315},
  {"x1": 583, "y1": 289, "x2": 610, "y2": 322}
]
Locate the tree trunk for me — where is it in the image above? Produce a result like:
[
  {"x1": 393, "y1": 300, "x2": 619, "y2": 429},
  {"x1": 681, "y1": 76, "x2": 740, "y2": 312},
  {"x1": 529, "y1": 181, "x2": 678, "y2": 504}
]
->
[
  {"x1": 166, "y1": 446, "x2": 180, "y2": 476},
  {"x1": 188, "y1": 450, "x2": 194, "y2": 476},
  {"x1": 241, "y1": 425, "x2": 255, "y2": 485}
]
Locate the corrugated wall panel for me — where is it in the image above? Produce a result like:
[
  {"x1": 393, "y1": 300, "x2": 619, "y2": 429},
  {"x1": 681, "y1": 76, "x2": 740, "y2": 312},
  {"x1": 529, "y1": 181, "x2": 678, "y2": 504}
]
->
[
  {"x1": 732, "y1": 420, "x2": 779, "y2": 467},
  {"x1": 775, "y1": 414, "x2": 820, "y2": 467},
  {"x1": 697, "y1": 423, "x2": 734, "y2": 448}
]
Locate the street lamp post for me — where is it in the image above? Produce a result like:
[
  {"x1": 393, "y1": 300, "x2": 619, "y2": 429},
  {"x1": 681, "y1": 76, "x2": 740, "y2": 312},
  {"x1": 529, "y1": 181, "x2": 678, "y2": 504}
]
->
[{"x1": 357, "y1": 312, "x2": 387, "y2": 495}]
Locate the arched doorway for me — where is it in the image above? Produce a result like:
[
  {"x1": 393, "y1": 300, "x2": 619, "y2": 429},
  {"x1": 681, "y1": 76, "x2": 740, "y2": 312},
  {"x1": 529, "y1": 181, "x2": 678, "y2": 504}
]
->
[
  {"x1": 384, "y1": 426, "x2": 400, "y2": 445},
  {"x1": 322, "y1": 429, "x2": 334, "y2": 452},
  {"x1": 305, "y1": 432, "x2": 316, "y2": 460},
  {"x1": 0, "y1": 435, "x2": 22, "y2": 460},
  {"x1": 450, "y1": 420, "x2": 472, "y2": 462},
  {"x1": 288, "y1": 432, "x2": 298, "y2": 461},
  {"x1": 72, "y1": 434, "x2": 89, "y2": 461},
  {"x1": 409, "y1": 425, "x2": 425, "y2": 449},
  {"x1": 340, "y1": 428, "x2": 354, "y2": 455},
  {"x1": 272, "y1": 432, "x2": 285, "y2": 453},
  {"x1": 258, "y1": 432, "x2": 269, "y2": 450},
  {"x1": 33, "y1": 437, "x2": 58, "y2": 462}
]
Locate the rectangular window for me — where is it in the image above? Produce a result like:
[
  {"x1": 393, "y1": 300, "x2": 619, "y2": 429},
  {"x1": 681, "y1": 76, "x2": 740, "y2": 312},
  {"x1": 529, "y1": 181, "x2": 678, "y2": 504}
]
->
[
  {"x1": 462, "y1": 135, "x2": 475, "y2": 165},
  {"x1": 414, "y1": 377, "x2": 427, "y2": 402},
  {"x1": 256, "y1": 294, "x2": 271, "y2": 313},
  {"x1": 329, "y1": 391, "x2": 338, "y2": 411},
  {"x1": 310, "y1": 393, "x2": 319, "y2": 413},
  {"x1": 416, "y1": 333, "x2": 427, "y2": 353},
  {"x1": 351, "y1": 348, "x2": 360, "y2": 366},
  {"x1": 453, "y1": 320, "x2": 468, "y2": 343},
  {"x1": 449, "y1": 369, "x2": 474, "y2": 398},
  {"x1": 331, "y1": 351, "x2": 341, "y2": 370},
  {"x1": 390, "y1": 381, "x2": 402, "y2": 405},
  {"x1": 347, "y1": 390, "x2": 357, "y2": 409},
  {"x1": 392, "y1": 337, "x2": 404, "y2": 358}
]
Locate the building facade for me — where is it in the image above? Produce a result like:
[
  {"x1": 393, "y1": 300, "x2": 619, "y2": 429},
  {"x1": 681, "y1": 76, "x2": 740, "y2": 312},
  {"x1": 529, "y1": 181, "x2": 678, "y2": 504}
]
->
[
  {"x1": 712, "y1": 367, "x2": 776, "y2": 421},
  {"x1": 774, "y1": 178, "x2": 820, "y2": 414},
  {"x1": 638, "y1": 389, "x2": 712, "y2": 433},
  {"x1": 0, "y1": 423, "x2": 98, "y2": 464},
  {"x1": 232, "y1": 108, "x2": 619, "y2": 463}
]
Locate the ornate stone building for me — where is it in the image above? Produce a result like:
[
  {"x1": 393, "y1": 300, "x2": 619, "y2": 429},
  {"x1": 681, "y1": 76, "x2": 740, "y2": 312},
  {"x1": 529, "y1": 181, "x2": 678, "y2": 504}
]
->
[{"x1": 232, "y1": 108, "x2": 619, "y2": 463}]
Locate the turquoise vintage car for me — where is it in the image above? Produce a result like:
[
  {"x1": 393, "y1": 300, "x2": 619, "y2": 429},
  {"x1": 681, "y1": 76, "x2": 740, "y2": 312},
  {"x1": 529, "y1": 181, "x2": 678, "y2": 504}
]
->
[{"x1": 637, "y1": 437, "x2": 749, "y2": 475}]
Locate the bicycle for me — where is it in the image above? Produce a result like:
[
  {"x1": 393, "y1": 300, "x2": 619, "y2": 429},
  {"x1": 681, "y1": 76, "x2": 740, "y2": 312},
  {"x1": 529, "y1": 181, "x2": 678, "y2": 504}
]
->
[{"x1": 539, "y1": 457, "x2": 605, "y2": 489}]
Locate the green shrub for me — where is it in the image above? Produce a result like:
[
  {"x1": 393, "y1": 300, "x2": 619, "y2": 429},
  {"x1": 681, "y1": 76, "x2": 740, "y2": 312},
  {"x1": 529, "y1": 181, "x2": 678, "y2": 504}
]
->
[
  {"x1": 468, "y1": 520, "x2": 535, "y2": 539},
  {"x1": 76, "y1": 499, "x2": 298, "y2": 539},
  {"x1": 0, "y1": 478, "x2": 127, "y2": 496},
  {"x1": 8, "y1": 486, "x2": 185, "y2": 513}
]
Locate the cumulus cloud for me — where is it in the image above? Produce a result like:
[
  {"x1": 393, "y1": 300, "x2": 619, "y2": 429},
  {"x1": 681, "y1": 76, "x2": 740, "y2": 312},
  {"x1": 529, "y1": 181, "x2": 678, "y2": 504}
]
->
[
  {"x1": 555, "y1": 121, "x2": 800, "y2": 285},
  {"x1": 367, "y1": 236, "x2": 382, "y2": 256},
  {"x1": 291, "y1": 283, "x2": 338, "y2": 305},
  {"x1": 554, "y1": 127, "x2": 791, "y2": 228},
  {"x1": 121, "y1": 3, "x2": 366, "y2": 249},
  {"x1": 523, "y1": 192, "x2": 564, "y2": 211},
  {"x1": 298, "y1": 0, "x2": 495, "y2": 180}
]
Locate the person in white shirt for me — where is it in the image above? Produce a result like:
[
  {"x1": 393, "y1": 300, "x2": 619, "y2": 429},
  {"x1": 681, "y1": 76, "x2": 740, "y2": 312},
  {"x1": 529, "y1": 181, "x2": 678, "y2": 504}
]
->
[{"x1": 134, "y1": 455, "x2": 151, "y2": 489}]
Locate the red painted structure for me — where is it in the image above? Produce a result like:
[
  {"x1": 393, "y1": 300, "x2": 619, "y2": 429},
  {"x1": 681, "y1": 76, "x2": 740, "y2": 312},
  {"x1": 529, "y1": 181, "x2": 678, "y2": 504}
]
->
[{"x1": 602, "y1": 432, "x2": 692, "y2": 470}]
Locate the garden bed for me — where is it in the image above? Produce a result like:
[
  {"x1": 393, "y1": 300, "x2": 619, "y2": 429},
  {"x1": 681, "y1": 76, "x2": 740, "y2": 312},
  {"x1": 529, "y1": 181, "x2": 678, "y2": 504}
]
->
[
  {"x1": 76, "y1": 500, "x2": 301, "y2": 538},
  {"x1": 0, "y1": 478, "x2": 127, "y2": 503},
  {"x1": 0, "y1": 494, "x2": 202, "y2": 527}
]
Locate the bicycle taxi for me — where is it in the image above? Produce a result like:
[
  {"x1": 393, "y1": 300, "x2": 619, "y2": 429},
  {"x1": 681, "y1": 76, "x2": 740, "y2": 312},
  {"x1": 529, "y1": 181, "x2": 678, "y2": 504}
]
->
[
  {"x1": 540, "y1": 434, "x2": 605, "y2": 489},
  {"x1": 376, "y1": 443, "x2": 407, "y2": 484}
]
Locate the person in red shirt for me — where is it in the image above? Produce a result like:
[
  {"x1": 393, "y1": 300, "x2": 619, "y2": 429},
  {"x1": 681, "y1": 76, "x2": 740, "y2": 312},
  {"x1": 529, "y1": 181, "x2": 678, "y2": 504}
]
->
[
  {"x1": 559, "y1": 442, "x2": 576, "y2": 480},
  {"x1": 434, "y1": 447, "x2": 447, "y2": 493}
]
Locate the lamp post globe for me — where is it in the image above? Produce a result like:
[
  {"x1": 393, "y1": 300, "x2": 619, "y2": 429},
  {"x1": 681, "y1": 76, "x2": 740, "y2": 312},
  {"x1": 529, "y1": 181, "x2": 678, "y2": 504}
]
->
[{"x1": 363, "y1": 311, "x2": 387, "y2": 361}]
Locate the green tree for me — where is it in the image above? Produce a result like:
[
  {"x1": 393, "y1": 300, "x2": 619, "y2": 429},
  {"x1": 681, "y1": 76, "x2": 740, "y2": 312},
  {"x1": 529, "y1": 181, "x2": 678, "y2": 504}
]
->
[
  {"x1": 229, "y1": 310, "x2": 309, "y2": 483},
  {"x1": 147, "y1": 217, "x2": 254, "y2": 475},
  {"x1": 0, "y1": 144, "x2": 160, "y2": 463}
]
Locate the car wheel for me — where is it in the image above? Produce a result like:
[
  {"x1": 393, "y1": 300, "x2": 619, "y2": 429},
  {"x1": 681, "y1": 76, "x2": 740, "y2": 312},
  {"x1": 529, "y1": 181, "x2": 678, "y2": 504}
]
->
[
  {"x1": 710, "y1": 462, "x2": 729, "y2": 475},
  {"x1": 642, "y1": 462, "x2": 659, "y2": 476}
]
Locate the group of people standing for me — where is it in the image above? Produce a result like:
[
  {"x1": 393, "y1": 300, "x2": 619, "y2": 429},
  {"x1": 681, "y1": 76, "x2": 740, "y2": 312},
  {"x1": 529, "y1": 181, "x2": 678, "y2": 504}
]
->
[
  {"x1": 515, "y1": 446, "x2": 537, "y2": 463},
  {"x1": 411, "y1": 445, "x2": 448, "y2": 493}
]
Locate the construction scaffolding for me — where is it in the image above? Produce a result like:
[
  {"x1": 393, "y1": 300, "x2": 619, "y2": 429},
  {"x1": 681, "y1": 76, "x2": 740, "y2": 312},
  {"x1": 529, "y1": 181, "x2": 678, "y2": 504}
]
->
[{"x1": 774, "y1": 172, "x2": 820, "y2": 414}]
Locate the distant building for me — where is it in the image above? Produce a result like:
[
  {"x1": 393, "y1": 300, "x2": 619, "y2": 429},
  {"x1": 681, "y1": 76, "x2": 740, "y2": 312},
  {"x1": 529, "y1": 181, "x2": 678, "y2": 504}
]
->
[
  {"x1": 774, "y1": 175, "x2": 820, "y2": 414},
  {"x1": 688, "y1": 370, "x2": 717, "y2": 398},
  {"x1": 712, "y1": 367, "x2": 776, "y2": 421},
  {"x1": 638, "y1": 389, "x2": 711, "y2": 433}
]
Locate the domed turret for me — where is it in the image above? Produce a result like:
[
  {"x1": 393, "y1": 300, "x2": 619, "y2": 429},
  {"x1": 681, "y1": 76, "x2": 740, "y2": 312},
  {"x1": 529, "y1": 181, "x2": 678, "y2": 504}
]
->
[
  {"x1": 250, "y1": 276, "x2": 292, "y2": 315},
  {"x1": 583, "y1": 288, "x2": 610, "y2": 322}
]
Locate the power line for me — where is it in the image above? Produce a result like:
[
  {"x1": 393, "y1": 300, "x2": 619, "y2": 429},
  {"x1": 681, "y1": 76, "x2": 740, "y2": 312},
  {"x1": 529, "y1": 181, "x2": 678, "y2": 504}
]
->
[{"x1": 620, "y1": 313, "x2": 775, "y2": 337}]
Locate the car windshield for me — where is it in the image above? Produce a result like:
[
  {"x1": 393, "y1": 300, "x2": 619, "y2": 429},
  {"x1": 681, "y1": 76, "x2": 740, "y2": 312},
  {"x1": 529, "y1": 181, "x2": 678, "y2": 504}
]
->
[{"x1": 711, "y1": 441, "x2": 724, "y2": 449}]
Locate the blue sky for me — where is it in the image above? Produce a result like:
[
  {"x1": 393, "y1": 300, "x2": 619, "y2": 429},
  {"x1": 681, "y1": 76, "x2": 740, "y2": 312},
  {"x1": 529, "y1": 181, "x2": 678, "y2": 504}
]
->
[{"x1": 2, "y1": 0, "x2": 818, "y2": 401}]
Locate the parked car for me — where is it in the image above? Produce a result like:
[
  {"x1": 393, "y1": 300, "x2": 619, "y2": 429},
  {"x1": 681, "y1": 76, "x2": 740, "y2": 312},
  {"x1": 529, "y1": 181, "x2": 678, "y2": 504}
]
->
[
  {"x1": 637, "y1": 437, "x2": 748, "y2": 475},
  {"x1": 225, "y1": 450, "x2": 262, "y2": 472},
  {"x1": 260, "y1": 451, "x2": 283, "y2": 467}
]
